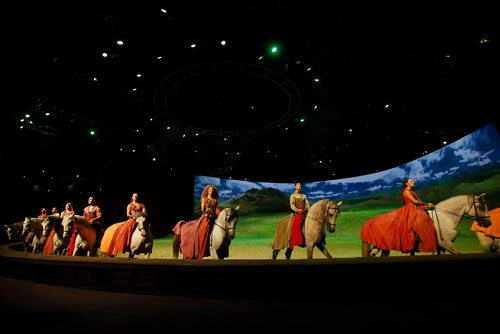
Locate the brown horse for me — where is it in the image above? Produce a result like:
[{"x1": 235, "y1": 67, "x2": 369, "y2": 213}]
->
[
  {"x1": 361, "y1": 193, "x2": 492, "y2": 257},
  {"x1": 62, "y1": 214, "x2": 96, "y2": 256},
  {"x1": 272, "y1": 199, "x2": 342, "y2": 259}
]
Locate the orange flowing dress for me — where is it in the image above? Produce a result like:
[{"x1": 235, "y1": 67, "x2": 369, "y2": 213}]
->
[{"x1": 360, "y1": 191, "x2": 438, "y2": 253}]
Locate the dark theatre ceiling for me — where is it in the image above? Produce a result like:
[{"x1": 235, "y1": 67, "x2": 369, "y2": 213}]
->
[{"x1": 4, "y1": 1, "x2": 499, "y2": 222}]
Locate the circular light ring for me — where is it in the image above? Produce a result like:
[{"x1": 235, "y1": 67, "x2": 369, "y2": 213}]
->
[{"x1": 154, "y1": 62, "x2": 301, "y2": 136}]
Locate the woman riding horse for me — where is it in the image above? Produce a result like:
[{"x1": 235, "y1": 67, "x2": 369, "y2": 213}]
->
[{"x1": 360, "y1": 178, "x2": 437, "y2": 256}]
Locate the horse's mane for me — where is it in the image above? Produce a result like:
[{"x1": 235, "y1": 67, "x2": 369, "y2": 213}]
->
[
  {"x1": 72, "y1": 215, "x2": 92, "y2": 225},
  {"x1": 306, "y1": 199, "x2": 330, "y2": 221},
  {"x1": 217, "y1": 207, "x2": 239, "y2": 220},
  {"x1": 435, "y1": 194, "x2": 472, "y2": 207}
]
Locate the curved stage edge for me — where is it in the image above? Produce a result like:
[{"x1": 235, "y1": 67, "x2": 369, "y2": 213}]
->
[{"x1": 1, "y1": 243, "x2": 499, "y2": 300}]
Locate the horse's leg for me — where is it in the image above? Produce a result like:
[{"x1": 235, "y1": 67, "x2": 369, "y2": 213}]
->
[
  {"x1": 285, "y1": 248, "x2": 293, "y2": 260},
  {"x1": 315, "y1": 243, "x2": 332, "y2": 259},
  {"x1": 172, "y1": 234, "x2": 180, "y2": 259},
  {"x1": 361, "y1": 241, "x2": 370, "y2": 257},
  {"x1": 475, "y1": 232, "x2": 494, "y2": 252},
  {"x1": 440, "y1": 240, "x2": 461, "y2": 254},
  {"x1": 492, "y1": 238, "x2": 499, "y2": 252},
  {"x1": 210, "y1": 245, "x2": 218, "y2": 259},
  {"x1": 272, "y1": 249, "x2": 280, "y2": 259}
]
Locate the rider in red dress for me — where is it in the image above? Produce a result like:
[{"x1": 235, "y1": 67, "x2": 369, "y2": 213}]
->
[{"x1": 360, "y1": 178, "x2": 438, "y2": 255}]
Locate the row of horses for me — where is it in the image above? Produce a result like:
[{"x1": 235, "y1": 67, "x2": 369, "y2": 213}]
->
[
  {"x1": 4, "y1": 193, "x2": 498, "y2": 259},
  {"x1": 4, "y1": 213, "x2": 153, "y2": 258},
  {"x1": 269, "y1": 193, "x2": 496, "y2": 259}
]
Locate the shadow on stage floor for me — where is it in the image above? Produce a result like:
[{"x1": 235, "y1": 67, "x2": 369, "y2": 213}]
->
[{"x1": 1, "y1": 242, "x2": 499, "y2": 332}]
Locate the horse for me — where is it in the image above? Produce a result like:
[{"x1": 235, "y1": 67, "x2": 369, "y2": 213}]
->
[
  {"x1": 3, "y1": 221, "x2": 24, "y2": 242},
  {"x1": 361, "y1": 193, "x2": 492, "y2": 257},
  {"x1": 172, "y1": 206, "x2": 240, "y2": 260},
  {"x1": 272, "y1": 199, "x2": 342, "y2": 259},
  {"x1": 21, "y1": 217, "x2": 46, "y2": 253},
  {"x1": 129, "y1": 214, "x2": 153, "y2": 259},
  {"x1": 209, "y1": 206, "x2": 240, "y2": 259},
  {"x1": 62, "y1": 214, "x2": 96, "y2": 256},
  {"x1": 41, "y1": 215, "x2": 66, "y2": 255},
  {"x1": 471, "y1": 207, "x2": 500, "y2": 252},
  {"x1": 100, "y1": 214, "x2": 151, "y2": 258}
]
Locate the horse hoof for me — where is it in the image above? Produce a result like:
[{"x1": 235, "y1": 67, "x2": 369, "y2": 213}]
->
[{"x1": 369, "y1": 247, "x2": 380, "y2": 257}]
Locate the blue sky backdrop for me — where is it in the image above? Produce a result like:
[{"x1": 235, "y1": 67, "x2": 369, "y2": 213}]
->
[{"x1": 195, "y1": 122, "x2": 500, "y2": 202}]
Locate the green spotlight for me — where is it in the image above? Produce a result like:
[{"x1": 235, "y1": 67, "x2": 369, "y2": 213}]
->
[
  {"x1": 89, "y1": 130, "x2": 96, "y2": 136},
  {"x1": 268, "y1": 43, "x2": 281, "y2": 57}
]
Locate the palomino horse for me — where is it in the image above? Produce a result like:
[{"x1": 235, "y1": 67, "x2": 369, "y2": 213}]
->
[
  {"x1": 172, "y1": 206, "x2": 240, "y2": 259},
  {"x1": 361, "y1": 193, "x2": 492, "y2": 257},
  {"x1": 62, "y1": 214, "x2": 96, "y2": 256},
  {"x1": 471, "y1": 207, "x2": 500, "y2": 252},
  {"x1": 272, "y1": 199, "x2": 342, "y2": 259},
  {"x1": 129, "y1": 214, "x2": 153, "y2": 259}
]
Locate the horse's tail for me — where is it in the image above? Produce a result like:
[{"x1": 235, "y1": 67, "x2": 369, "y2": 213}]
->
[{"x1": 172, "y1": 234, "x2": 180, "y2": 259}]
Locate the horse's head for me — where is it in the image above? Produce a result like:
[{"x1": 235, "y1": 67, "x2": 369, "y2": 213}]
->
[
  {"x1": 41, "y1": 217, "x2": 52, "y2": 237},
  {"x1": 62, "y1": 214, "x2": 75, "y2": 238},
  {"x1": 325, "y1": 200, "x2": 342, "y2": 233},
  {"x1": 135, "y1": 214, "x2": 149, "y2": 237},
  {"x1": 219, "y1": 206, "x2": 239, "y2": 239},
  {"x1": 4, "y1": 222, "x2": 21, "y2": 240},
  {"x1": 21, "y1": 217, "x2": 31, "y2": 237},
  {"x1": 469, "y1": 193, "x2": 492, "y2": 228}
]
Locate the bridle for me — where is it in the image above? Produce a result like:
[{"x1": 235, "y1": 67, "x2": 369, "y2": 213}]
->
[
  {"x1": 433, "y1": 194, "x2": 490, "y2": 222},
  {"x1": 432, "y1": 194, "x2": 490, "y2": 241},
  {"x1": 307, "y1": 200, "x2": 340, "y2": 229},
  {"x1": 213, "y1": 208, "x2": 237, "y2": 233}
]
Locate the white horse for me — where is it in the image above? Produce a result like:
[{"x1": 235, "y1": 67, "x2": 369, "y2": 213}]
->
[
  {"x1": 430, "y1": 193, "x2": 492, "y2": 254},
  {"x1": 21, "y1": 217, "x2": 46, "y2": 253},
  {"x1": 129, "y1": 214, "x2": 153, "y2": 259},
  {"x1": 363, "y1": 193, "x2": 492, "y2": 257},
  {"x1": 42, "y1": 215, "x2": 66, "y2": 255},
  {"x1": 210, "y1": 206, "x2": 240, "y2": 259}
]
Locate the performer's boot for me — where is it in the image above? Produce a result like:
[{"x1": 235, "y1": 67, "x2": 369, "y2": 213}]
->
[{"x1": 285, "y1": 248, "x2": 293, "y2": 260}]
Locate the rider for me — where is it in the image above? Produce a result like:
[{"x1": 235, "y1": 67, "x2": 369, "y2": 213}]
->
[
  {"x1": 360, "y1": 178, "x2": 437, "y2": 256},
  {"x1": 83, "y1": 196, "x2": 103, "y2": 256},
  {"x1": 285, "y1": 182, "x2": 310, "y2": 259}
]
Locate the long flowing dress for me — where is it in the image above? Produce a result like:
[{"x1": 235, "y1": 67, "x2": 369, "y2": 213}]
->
[
  {"x1": 172, "y1": 198, "x2": 219, "y2": 259},
  {"x1": 360, "y1": 191, "x2": 438, "y2": 253}
]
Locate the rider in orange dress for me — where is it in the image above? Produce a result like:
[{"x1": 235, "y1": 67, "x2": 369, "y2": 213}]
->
[
  {"x1": 113, "y1": 193, "x2": 147, "y2": 256},
  {"x1": 360, "y1": 178, "x2": 438, "y2": 255}
]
